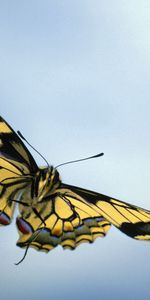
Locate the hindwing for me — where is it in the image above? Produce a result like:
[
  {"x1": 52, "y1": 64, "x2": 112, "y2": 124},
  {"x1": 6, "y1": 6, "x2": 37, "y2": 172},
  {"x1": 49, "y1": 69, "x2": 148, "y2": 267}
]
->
[
  {"x1": 16, "y1": 183, "x2": 150, "y2": 253},
  {"x1": 16, "y1": 187, "x2": 111, "y2": 251}
]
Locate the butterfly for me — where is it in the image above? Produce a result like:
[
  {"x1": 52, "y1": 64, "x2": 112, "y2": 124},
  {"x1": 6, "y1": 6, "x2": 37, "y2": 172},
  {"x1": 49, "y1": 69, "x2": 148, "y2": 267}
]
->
[{"x1": 0, "y1": 116, "x2": 150, "y2": 264}]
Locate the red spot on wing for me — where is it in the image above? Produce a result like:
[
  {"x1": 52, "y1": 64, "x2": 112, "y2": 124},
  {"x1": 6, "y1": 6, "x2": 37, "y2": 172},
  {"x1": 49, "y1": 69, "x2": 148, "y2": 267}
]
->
[
  {"x1": 0, "y1": 212, "x2": 10, "y2": 225},
  {"x1": 16, "y1": 218, "x2": 33, "y2": 234}
]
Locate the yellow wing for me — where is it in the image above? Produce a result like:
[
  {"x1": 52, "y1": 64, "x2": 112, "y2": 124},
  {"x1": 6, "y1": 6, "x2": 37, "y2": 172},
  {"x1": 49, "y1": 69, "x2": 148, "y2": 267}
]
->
[
  {"x1": 0, "y1": 116, "x2": 37, "y2": 224},
  {"x1": 2, "y1": 117, "x2": 150, "y2": 263},
  {"x1": 16, "y1": 187, "x2": 111, "y2": 252},
  {"x1": 62, "y1": 184, "x2": 150, "y2": 241},
  {"x1": 16, "y1": 183, "x2": 150, "y2": 254},
  {"x1": 0, "y1": 116, "x2": 38, "y2": 174}
]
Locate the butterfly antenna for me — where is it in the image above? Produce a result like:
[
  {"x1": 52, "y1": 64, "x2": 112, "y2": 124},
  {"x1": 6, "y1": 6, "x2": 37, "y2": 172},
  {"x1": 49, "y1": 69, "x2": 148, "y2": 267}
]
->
[
  {"x1": 55, "y1": 152, "x2": 104, "y2": 168},
  {"x1": 17, "y1": 131, "x2": 50, "y2": 168}
]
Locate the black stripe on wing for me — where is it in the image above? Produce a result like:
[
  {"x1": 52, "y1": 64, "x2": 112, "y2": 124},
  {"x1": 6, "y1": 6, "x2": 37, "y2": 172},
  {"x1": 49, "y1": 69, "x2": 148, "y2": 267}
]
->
[
  {"x1": 61, "y1": 183, "x2": 150, "y2": 240},
  {"x1": 0, "y1": 116, "x2": 38, "y2": 173},
  {"x1": 61, "y1": 183, "x2": 110, "y2": 203}
]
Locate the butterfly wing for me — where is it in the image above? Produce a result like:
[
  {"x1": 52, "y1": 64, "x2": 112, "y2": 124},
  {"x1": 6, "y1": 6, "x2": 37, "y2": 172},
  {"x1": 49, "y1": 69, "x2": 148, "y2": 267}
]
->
[
  {"x1": 16, "y1": 183, "x2": 150, "y2": 252},
  {"x1": 0, "y1": 116, "x2": 38, "y2": 174},
  {"x1": 0, "y1": 116, "x2": 37, "y2": 225},
  {"x1": 16, "y1": 186, "x2": 111, "y2": 251},
  {"x1": 62, "y1": 184, "x2": 150, "y2": 240}
]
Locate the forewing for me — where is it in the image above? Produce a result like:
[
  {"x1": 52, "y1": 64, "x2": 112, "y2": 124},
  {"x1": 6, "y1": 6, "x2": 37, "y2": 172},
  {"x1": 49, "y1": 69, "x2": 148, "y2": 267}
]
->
[
  {"x1": 0, "y1": 116, "x2": 36, "y2": 224},
  {"x1": 0, "y1": 157, "x2": 31, "y2": 225},
  {"x1": 96, "y1": 197, "x2": 150, "y2": 240},
  {"x1": 62, "y1": 184, "x2": 150, "y2": 240},
  {"x1": 0, "y1": 116, "x2": 38, "y2": 174}
]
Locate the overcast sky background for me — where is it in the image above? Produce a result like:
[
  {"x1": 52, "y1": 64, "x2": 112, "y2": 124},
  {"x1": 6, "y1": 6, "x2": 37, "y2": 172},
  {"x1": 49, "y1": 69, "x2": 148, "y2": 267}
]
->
[{"x1": 1, "y1": 1, "x2": 150, "y2": 299}]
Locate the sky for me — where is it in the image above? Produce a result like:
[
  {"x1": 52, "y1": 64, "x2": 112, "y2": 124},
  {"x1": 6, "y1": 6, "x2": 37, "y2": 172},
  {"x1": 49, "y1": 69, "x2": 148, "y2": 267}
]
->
[{"x1": 1, "y1": 1, "x2": 150, "y2": 299}]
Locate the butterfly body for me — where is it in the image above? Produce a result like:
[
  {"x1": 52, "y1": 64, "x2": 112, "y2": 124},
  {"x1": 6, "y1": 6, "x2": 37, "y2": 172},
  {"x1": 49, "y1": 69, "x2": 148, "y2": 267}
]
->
[
  {"x1": 29, "y1": 166, "x2": 61, "y2": 200},
  {"x1": 1, "y1": 116, "x2": 150, "y2": 264}
]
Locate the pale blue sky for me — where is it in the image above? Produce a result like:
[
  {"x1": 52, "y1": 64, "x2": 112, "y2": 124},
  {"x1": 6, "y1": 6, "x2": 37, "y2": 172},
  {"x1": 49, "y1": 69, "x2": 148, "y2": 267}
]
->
[{"x1": 1, "y1": 1, "x2": 150, "y2": 299}]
